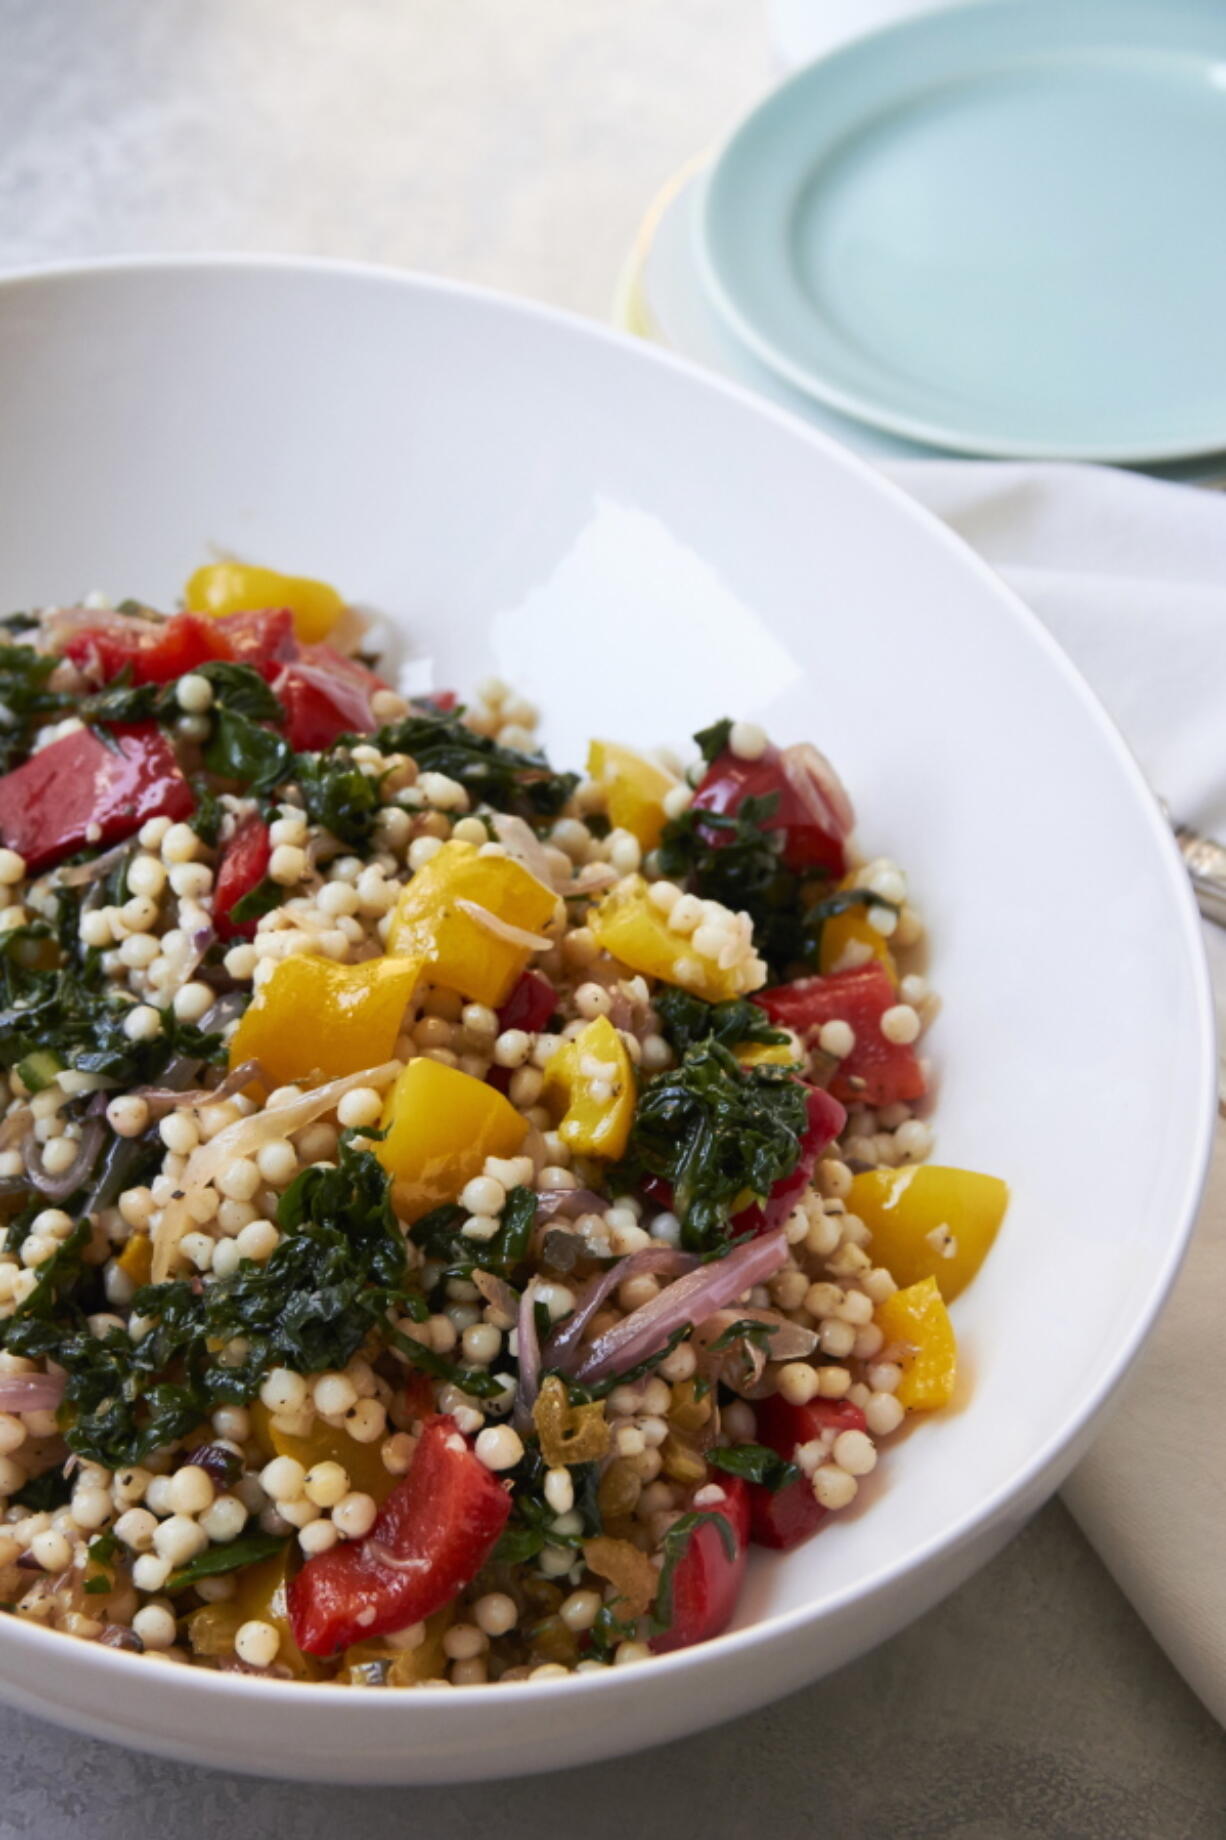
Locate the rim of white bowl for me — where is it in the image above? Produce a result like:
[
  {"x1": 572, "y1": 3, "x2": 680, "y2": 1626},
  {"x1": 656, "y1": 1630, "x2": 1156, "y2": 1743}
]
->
[{"x1": 0, "y1": 252, "x2": 1214, "y2": 1720}]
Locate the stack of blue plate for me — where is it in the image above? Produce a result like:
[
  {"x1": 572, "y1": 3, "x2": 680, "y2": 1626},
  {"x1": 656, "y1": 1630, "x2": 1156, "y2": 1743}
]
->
[{"x1": 692, "y1": 0, "x2": 1226, "y2": 466}]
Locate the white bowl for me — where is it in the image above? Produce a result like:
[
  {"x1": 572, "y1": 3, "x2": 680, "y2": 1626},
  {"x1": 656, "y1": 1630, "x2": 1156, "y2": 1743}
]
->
[{"x1": 0, "y1": 257, "x2": 1213, "y2": 1781}]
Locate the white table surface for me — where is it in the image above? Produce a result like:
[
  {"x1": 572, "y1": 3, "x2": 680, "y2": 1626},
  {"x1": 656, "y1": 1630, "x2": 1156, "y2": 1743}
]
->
[{"x1": 0, "y1": 2, "x2": 1223, "y2": 1831}]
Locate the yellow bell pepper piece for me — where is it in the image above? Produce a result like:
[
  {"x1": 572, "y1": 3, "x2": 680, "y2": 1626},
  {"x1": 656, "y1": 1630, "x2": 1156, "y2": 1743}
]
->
[
  {"x1": 876, "y1": 1276, "x2": 957, "y2": 1411},
  {"x1": 187, "y1": 1549, "x2": 324, "y2": 1679},
  {"x1": 115, "y1": 1233, "x2": 153, "y2": 1287},
  {"x1": 386, "y1": 840, "x2": 558, "y2": 1008},
  {"x1": 185, "y1": 561, "x2": 344, "y2": 644},
  {"x1": 849, "y1": 1165, "x2": 1009, "y2": 1303},
  {"x1": 589, "y1": 875, "x2": 753, "y2": 1002},
  {"x1": 542, "y1": 1015, "x2": 635, "y2": 1159},
  {"x1": 339, "y1": 1605, "x2": 454, "y2": 1686},
  {"x1": 736, "y1": 1036, "x2": 803, "y2": 1068},
  {"x1": 228, "y1": 954, "x2": 421, "y2": 1088},
  {"x1": 250, "y1": 1401, "x2": 396, "y2": 1505},
  {"x1": 818, "y1": 906, "x2": 897, "y2": 982},
  {"x1": 377, "y1": 1057, "x2": 527, "y2": 1220},
  {"x1": 587, "y1": 740, "x2": 678, "y2": 850}
]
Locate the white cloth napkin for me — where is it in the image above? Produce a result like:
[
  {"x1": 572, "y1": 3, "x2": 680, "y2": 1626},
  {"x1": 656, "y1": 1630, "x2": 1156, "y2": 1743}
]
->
[{"x1": 879, "y1": 460, "x2": 1226, "y2": 1728}]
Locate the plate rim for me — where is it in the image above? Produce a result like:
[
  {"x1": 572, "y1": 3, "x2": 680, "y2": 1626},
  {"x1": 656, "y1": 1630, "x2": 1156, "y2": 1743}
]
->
[{"x1": 699, "y1": 0, "x2": 1226, "y2": 462}]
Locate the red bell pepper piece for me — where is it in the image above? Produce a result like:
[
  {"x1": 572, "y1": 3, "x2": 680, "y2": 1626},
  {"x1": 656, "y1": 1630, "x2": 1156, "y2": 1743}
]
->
[
  {"x1": 497, "y1": 970, "x2": 557, "y2": 1035},
  {"x1": 273, "y1": 648, "x2": 387, "y2": 753},
  {"x1": 650, "y1": 1474, "x2": 749, "y2": 1655},
  {"x1": 287, "y1": 1416, "x2": 511, "y2": 1656},
  {"x1": 215, "y1": 607, "x2": 299, "y2": 682},
  {"x1": 747, "y1": 1396, "x2": 867, "y2": 1550},
  {"x1": 64, "y1": 612, "x2": 235, "y2": 685},
  {"x1": 690, "y1": 743, "x2": 846, "y2": 877},
  {"x1": 755, "y1": 962, "x2": 926, "y2": 1108},
  {"x1": 213, "y1": 813, "x2": 272, "y2": 941},
  {"x1": 0, "y1": 723, "x2": 193, "y2": 874}
]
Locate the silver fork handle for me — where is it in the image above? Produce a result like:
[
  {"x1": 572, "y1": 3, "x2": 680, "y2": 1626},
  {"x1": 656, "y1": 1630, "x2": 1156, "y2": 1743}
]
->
[{"x1": 1174, "y1": 824, "x2": 1226, "y2": 929}]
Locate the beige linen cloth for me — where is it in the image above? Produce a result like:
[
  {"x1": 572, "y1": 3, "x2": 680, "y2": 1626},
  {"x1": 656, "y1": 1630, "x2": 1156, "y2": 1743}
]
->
[{"x1": 885, "y1": 460, "x2": 1226, "y2": 1726}]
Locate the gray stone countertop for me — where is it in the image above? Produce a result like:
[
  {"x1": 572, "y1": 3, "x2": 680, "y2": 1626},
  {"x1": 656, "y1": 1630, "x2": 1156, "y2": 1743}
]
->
[{"x1": 0, "y1": 1, "x2": 1223, "y2": 1832}]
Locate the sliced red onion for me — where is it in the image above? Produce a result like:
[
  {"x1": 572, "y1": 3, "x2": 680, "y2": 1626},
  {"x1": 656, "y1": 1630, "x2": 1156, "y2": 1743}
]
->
[
  {"x1": 0, "y1": 1105, "x2": 32, "y2": 1151},
  {"x1": 693, "y1": 1307, "x2": 818, "y2": 1363},
  {"x1": 200, "y1": 990, "x2": 249, "y2": 1033},
  {"x1": 569, "y1": 1230, "x2": 791, "y2": 1385},
  {"x1": 489, "y1": 813, "x2": 556, "y2": 888},
  {"x1": 471, "y1": 1268, "x2": 519, "y2": 1326},
  {"x1": 99, "y1": 1624, "x2": 144, "y2": 1652},
  {"x1": 562, "y1": 863, "x2": 619, "y2": 897},
  {"x1": 0, "y1": 1371, "x2": 65, "y2": 1412},
  {"x1": 54, "y1": 838, "x2": 137, "y2": 889},
  {"x1": 23, "y1": 1116, "x2": 105, "y2": 1200},
  {"x1": 159, "y1": 921, "x2": 217, "y2": 1000},
  {"x1": 533, "y1": 1187, "x2": 608, "y2": 1223},
  {"x1": 545, "y1": 1246, "x2": 699, "y2": 1374},
  {"x1": 512, "y1": 1277, "x2": 546, "y2": 1429},
  {"x1": 275, "y1": 658, "x2": 374, "y2": 735},
  {"x1": 135, "y1": 1058, "x2": 265, "y2": 1118},
  {"x1": 42, "y1": 604, "x2": 163, "y2": 647},
  {"x1": 780, "y1": 742, "x2": 855, "y2": 841}
]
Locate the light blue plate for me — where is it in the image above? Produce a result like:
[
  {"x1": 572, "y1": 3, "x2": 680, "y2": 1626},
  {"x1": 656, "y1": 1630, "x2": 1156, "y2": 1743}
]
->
[{"x1": 701, "y1": 0, "x2": 1226, "y2": 461}]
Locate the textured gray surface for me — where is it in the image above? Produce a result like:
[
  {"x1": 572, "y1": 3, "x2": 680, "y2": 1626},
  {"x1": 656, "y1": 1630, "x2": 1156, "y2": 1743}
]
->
[{"x1": 0, "y1": 2, "x2": 1223, "y2": 1831}]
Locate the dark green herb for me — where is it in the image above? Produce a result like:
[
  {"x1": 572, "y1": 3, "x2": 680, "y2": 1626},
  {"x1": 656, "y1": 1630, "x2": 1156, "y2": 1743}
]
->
[
  {"x1": 79, "y1": 674, "x2": 159, "y2": 731},
  {"x1": 2, "y1": 1145, "x2": 435, "y2": 1466},
  {"x1": 196, "y1": 662, "x2": 285, "y2": 723},
  {"x1": 228, "y1": 876, "x2": 284, "y2": 926},
  {"x1": 494, "y1": 1455, "x2": 601, "y2": 1562},
  {"x1": 705, "y1": 1317, "x2": 778, "y2": 1356},
  {"x1": 408, "y1": 1201, "x2": 468, "y2": 1264},
  {"x1": 707, "y1": 1442, "x2": 800, "y2": 1491},
  {"x1": 10, "y1": 1467, "x2": 72, "y2": 1512},
  {"x1": 372, "y1": 707, "x2": 577, "y2": 823},
  {"x1": 610, "y1": 1041, "x2": 809, "y2": 1250},
  {"x1": 694, "y1": 717, "x2": 733, "y2": 765},
  {"x1": 187, "y1": 776, "x2": 225, "y2": 847},
  {"x1": 659, "y1": 794, "x2": 817, "y2": 979},
  {"x1": 166, "y1": 1530, "x2": 287, "y2": 1593},
  {"x1": 204, "y1": 705, "x2": 293, "y2": 794},
  {"x1": 409, "y1": 1184, "x2": 538, "y2": 1282},
  {"x1": 653, "y1": 988, "x2": 788, "y2": 1058},
  {"x1": 293, "y1": 749, "x2": 383, "y2": 849},
  {"x1": 387, "y1": 1327, "x2": 505, "y2": 1402},
  {"x1": 803, "y1": 886, "x2": 899, "y2": 962},
  {"x1": 84, "y1": 1530, "x2": 119, "y2": 1586},
  {"x1": 0, "y1": 645, "x2": 68, "y2": 771},
  {"x1": 586, "y1": 1602, "x2": 639, "y2": 1661},
  {"x1": 193, "y1": 660, "x2": 292, "y2": 792},
  {"x1": 650, "y1": 1510, "x2": 738, "y2": 1634},
  {"x1": 0, "y1": 924, "x2": 222, "y2": 1085},
  {"x1": 492, "y1": 1524, "x2": 546, "y2": 1565},
  {"x1": 5, "y1": 1312, "x2": 207, "y2": 1469}
]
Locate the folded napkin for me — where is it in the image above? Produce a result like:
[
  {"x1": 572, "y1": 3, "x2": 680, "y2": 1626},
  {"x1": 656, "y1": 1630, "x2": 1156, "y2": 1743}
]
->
[{"x1": 880, "y1": 460, "x2": 1226, "y2": 1728}]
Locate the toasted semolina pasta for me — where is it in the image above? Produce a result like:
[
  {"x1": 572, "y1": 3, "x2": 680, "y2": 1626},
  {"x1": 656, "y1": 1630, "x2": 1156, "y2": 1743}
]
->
[{"x1": 0, "y1": 569, "x2": 1005, "y2": 1684}]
